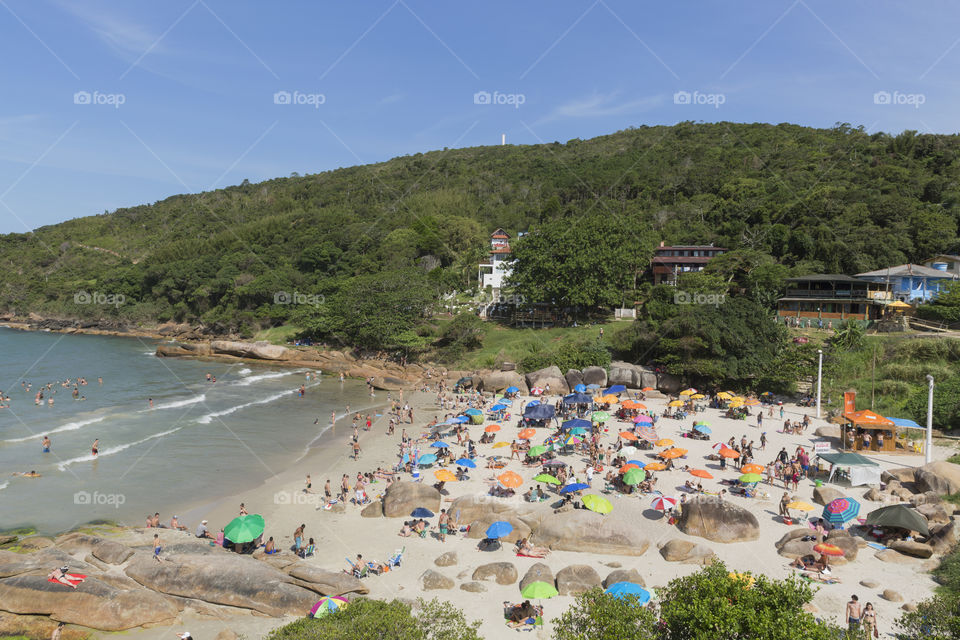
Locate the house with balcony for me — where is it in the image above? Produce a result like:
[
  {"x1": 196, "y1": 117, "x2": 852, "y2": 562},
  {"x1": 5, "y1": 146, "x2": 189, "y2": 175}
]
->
[
  {"x1": 855, "y1": 263, "x2": 959, "y2": 304},
  {"x1": 922, "y1": 254, "x2": 960, "y2": 278},
  {"x1": 478, "y1": 228, "x2": 515, "y2": 294},
  {"x1": 777, "y1": 274, "x2": 892, "y2": 322},
  {"x1": 651, "y1": 242, "x2": 726, "y2": 285}
]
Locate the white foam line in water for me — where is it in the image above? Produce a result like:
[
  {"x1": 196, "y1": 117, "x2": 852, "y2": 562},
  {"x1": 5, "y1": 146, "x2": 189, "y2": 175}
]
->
[
  {"x1": 238, "y1": 368, "x2": 252, "y2": 375},
  {"x1": 57, "y1": 426, "x2": 182, "y2": 470},
  {"x1": 143, "y1": 394, "x2": 206, "y2": 411},
  {"x1": 195, "y1": 389, "x2": 295, "y2": 424},
  {"x1": 0, "y1": 480, "x2": 8, "y2": 492},
  {"x1": 4, "y1": 415, "x2": 107, "y2": 443},
  {"x1": 233, "y1": 371, "x2": 297, "y2": 387}
]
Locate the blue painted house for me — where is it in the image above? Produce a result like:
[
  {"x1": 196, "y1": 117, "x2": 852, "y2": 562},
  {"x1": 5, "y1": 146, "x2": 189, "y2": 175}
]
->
[{"x1": 855, "y1": 263, "x2": 959, "y2": 303}]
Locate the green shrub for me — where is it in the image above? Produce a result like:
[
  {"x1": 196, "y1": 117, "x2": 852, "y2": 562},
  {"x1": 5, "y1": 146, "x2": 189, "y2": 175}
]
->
[{"x1": 520, "y1": 339, "x2": 611, "y2": 373}]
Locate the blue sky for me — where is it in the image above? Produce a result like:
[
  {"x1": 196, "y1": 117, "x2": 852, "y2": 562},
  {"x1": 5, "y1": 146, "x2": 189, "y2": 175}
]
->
[{"x1": 1, "y1": 0, "x2": 958, "y2": 232}]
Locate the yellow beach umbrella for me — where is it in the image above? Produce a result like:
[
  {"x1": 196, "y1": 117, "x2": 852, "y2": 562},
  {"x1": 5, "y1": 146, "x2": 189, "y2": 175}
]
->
[
  {"x1": 691, "y1": 394, "x2": 705, "y2": 399},
  {"x1": 492, "y1": 441, "x2": 510, "y2": 449},
  {"x1": 655, "y1": 438, "x2": 674, "y2": 447},
  {"x1": 716, "y1": 392, "x2": 733, "y2": 400},
  {"x1": 679, "y1": 388, "x2": 697, "y2": 396},
  {"x1": 668, "y1": 400, "x2": 684, "y2": 407},
  {"x1": 434, "y1": 469, "x2": 457, "y2": 482}
]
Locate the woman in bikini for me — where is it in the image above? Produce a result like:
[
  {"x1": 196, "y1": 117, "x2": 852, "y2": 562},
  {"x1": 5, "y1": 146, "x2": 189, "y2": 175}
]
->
[{"x1": 48, "y1": 566, "x2": 84, "y2": 589}]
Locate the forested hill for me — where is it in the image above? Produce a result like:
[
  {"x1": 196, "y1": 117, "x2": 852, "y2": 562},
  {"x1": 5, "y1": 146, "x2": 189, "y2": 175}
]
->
[{"x1": 2, "y1": 121, "x2": 960, "y2": 334}]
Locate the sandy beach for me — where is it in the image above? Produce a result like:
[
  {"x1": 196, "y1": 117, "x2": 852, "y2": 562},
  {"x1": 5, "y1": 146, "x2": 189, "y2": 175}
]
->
[{"x1": 96, "y1": 377, "x2": 951, "y2": 640}]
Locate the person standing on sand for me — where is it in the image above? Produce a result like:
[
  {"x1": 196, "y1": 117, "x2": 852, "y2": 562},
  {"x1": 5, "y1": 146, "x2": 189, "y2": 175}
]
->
[
  {"x1": 305, "y1": 475, "x2": 313, "y2": 493},
  {"x1": 324, "y1": 479, "x2": 332, "y2": 500},
  {"x1": 352, "y1": 440, "x2": 362, "y2": 460},
  {"x1": 438, "y1": 509, "x2": 449, "y2": 542},
  {"x1": 846, "y1": 595, "x2": 861, "y2": 633},
  {"x1": 861, "y1": 602, "x2": 877, "y2": 638}
]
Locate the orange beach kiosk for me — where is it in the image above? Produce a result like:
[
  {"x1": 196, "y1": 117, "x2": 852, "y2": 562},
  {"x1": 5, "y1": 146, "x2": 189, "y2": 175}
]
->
[{"x1": 841, "y1": 410, "x2": 896, "y2": 452}]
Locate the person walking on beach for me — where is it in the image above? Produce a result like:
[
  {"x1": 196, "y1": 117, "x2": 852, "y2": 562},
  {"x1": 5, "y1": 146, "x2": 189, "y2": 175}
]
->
[
  {"x1": 438, "y1": 509, "x2": 449, "y2": 542},
  {"x1": 352, "y1": 440, "x2": 362, "y2": 460},
  {"x1": 861, "y1": 602, "x2": 878, "y2": 638},
  {"x1": 846, "y1": 595, "x2": 861, "y2": 634}
]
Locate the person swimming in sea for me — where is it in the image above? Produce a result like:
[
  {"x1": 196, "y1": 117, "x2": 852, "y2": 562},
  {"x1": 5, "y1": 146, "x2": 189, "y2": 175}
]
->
[
  {"x1": 42, "y1": 435, "x2": 50, "y2": 452},
  {"x1": 12, "y1": 470, "x2": 41, "y2": 477},
  {"x1": 91, "y1": 439, "x2": 99, "y2": 457}
]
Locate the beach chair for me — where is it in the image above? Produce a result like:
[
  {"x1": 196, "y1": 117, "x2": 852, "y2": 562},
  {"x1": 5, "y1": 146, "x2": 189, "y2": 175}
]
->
[
  {"x1": 387, "y1": 547, "x2": 404, "y2": 568},
  {"x1": 353, "y1": 564, "x2": 369, "y2": 579}
]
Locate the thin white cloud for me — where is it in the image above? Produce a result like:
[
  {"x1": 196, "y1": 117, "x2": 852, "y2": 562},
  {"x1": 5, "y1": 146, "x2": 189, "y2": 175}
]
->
[
  {"x1": 380, "y1": 93, "x2": 404, "y2": 105},
  {"x1": 537, "y1": 91, "x2": 664, "y2": 124},
  {"x1": 57, "y1": 2, "x2": 166, "y2": 59}
]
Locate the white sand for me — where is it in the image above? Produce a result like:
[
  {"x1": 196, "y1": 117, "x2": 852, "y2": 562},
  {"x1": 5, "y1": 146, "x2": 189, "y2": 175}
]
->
[{"x1": 112, "y1": 385, "x2": 949, "y2": 639}]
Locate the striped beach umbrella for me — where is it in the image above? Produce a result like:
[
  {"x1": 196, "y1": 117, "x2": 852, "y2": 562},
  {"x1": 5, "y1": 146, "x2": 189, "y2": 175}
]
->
[
  {"x1": 651, "y1": 495, "x2": 677, "y2": 511},
  {"x1": 633, "y1": 414, "x2": 653, "y2": 424},
  {"x1": 636, "y1": 426, "x2": 658, "y2": 442},
  {"x1": 822, "y1": 498, "x2": 860, "y2": 525}
]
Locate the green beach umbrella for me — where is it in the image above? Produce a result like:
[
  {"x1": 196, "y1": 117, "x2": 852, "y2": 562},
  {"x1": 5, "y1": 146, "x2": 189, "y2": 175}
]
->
[
  {"x1": 622, "y1": 468, "x2": 646, "y2": 485},
  {"x1": 521, "y1": 581, "x2": 559, "y2": 599},
  {"x1": 591, "y1": 411, "x2": 610, "y2": 423},
  {"x1": 582, "y1": 494, "x2": 613, "y2": 514},
  {"x1": 739, "y1": 473, "x2": 763, "y2": 484},
  {"x1": 224, "y1": 514, "x2": 265, "y2": 544},
  {"x1": 527, "y1": 445, "x2": 549, "y2": 457},
  {"x1": 533, "y1": 473, "x2": 561, "y2": 485}
]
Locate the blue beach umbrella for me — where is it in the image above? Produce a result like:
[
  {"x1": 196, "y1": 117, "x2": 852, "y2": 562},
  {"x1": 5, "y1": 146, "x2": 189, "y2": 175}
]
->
[
  {"x1": 527, "y1": 399, "x2": 541, "y2": 407},
  {"x1": 574, "y1": 383, "x2": 587, "y2": 393},
  {"x1": 417, "y1": 453, "x2": 438, "y2": 465},
  {"x1": 605, "y1": 385, "x2": 627, "y2": 394},
  {"x1": 410, "y1": 507, "x2": 434, "y2": 518},
  {"x1": 464, "y1": 408, "x2": 482, "y2": 416},
  {"x1": 485, "y1": 520, "x2": 514, "y2": 539},
  {"x1": 605, "y1": 582, "x2": 651, "y2": 604},
  {"x1": 455, "y1": 458, "x2": 476, "y2": 468},
  {"x1": 563, "y1": 392, "x2": 594, "y2": 404},
  {"x1": 627, "y1": 459, "x2": 646, "y2": 468},
  {"x1": 505, "y1": 386, "x2": 519, "y2": 394},
  {"x1": 694, "y1": 424, "x2": 712, "y2": 435},
  {"x1": 586, "y1": 384, "x2": 601, "y2": 390},
  {"x1": 430, "y1": 441, "x2": 450, "y2": 449},
  {"x1": 560, "y1": 483, "x2": 589, "y2": 494},
  {"x1": 452, "y1": 416, "x2": 469, "y2": 424},
  {"x1": 561, "y1": 419, "x2": 592, "y2": 431},
  {"x1": 489, "y1": 404, "x2": 507, "y2": 412}
]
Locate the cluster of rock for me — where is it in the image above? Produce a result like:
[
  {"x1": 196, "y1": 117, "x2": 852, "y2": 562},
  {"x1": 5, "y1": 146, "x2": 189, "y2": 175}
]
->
[
  {"x1": 0, "y1": 527, "x2": 367, "y2": 632},
  {"x1": 471, "y1": 361, "x2": 681, "y2": 396}
]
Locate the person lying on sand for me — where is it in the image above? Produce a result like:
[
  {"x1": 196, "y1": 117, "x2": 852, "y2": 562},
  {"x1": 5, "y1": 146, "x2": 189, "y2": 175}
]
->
[
  {"x1": 789, "y1": 553, "x2": 829, "y2": 573},
  {"x1": 48, "y1": 566, "x2": 83, "y2": 589},
  {"x1": 516, "y1": 537, "x2": 550, "y2": 557}
]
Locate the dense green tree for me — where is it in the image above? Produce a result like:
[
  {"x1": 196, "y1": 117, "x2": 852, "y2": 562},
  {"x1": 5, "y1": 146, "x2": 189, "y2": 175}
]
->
[
  {"x1": 551, "y1": 588, "x2": 657, "y2": 640},
  {"x1": 905, "y1": 373, "x2": 960, "y2": 430}
]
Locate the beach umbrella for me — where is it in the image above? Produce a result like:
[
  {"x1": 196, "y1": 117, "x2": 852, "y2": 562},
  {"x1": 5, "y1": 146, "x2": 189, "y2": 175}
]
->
[
  {"x1": 718, "y1": 447, "x2": 740, "y2": 459},
  {"x1": 452, "y1": 416, "x2": 470, "y2": 423},
  {"x1": 410, "y1": 507, "x2": 434, "y2": 518},
  {"x1": 485, "y1": 520, "x2": 513, "y2": 539},
  {"x1": 659, "y1": 448, "x2": 686, "y2": 459},
  {"x1": 430, "y1": 441, "x2": 450, "y2": 448},
  {"x1": 691, "y1": 394, "x2": 705, "y2": 399},
  {"x1": 864, "y1": 504, "x2": 929, "y2": 535},
  {"x1": 633, "y1": 414, "x2": 653, "y2": 423},
  {"x1": 636, "y1": 426, "x2": 658, "y2": 443},
  {"x1": 564, "y1": 392, "x2": 594, "y2": 405},
  {"x1": 622, "y1": 468, "x2": 646, "y2": 485},
  {"x1": 531, "y1": 386, "x2": 544, "y2": 395},
  {"x1": 582, "y1": 494, "x2": 613, "y2": 514},
  {"x1": 626, "y1": 459, "x2": 646, "y2": 468},
  {"x1": 455, "y1": 458, "x2": 476, "y2": 468},
  {"x1": 521, "y1": 581, "x2": 558, "y2": 599},
  {"x1": 527, "y1": 445, "x2": 549, "y2": 457},
  {"x1": 679, "y1": 388, "x2": 697, "y2": 396},
  {"x1": 605, "y1": 582, "x2": 651, "y2": 604},
  {"x1": 595, "y1": 394, "x2": 618, "y2": 404},
  {"x1": 813, "y1": 542, "x2": 845, "y2": 557},
  {"x1": 822, "y1": 497, "x2": 860, "y2": 525},
  {"x1": 484, "y1": 424, "x2": 501, "y2": 433},
  {"x1": 524, "y1": 404, "x2": 556, "y2": 420},
  {"x1": 741, "y1": 463, "x2": 765, "y2": 475},
  {"x1": 559, "y1": 483, "x2": 589, "y2": 494},
  {"x1": 651, "y1": 495, "x2": 677, "y2": 511},
  {"x1": 518, "y1": 428, "x2": 537, "y2": 440},
  {"x1": 563, "y1": 435, "x2": 582, "y2": 446},
  {"x1": 619, "y1": 431, "x2": 638, "y2": 441},
  {"x1": 526, "y1": 400, "x2": 541, "y2": 407},
  {"x1": 417, "y1": 453, "x2": 437, "y2": 465},
  {"x1": 716, "y1": 392, "x2": 733, "y2": 400},
  {"x1": 464, "y1": 408, "x2": 482, "y2": 416},
  {"x1": 641, "y1": 386, "x2": 654, "y2": 391},
  {"x1": 620, "y1": 445, "x2": 638, "y2": 456},
  {"x1": 693, "y1": 424, "x2": 712, "y2": 435},
  {"x1": 434, "y1": 469, "x2": 457, "y2": 482},
  {"x1": 543, "y1": 435, "x2": 561, "y2": 446},
  {"x1": 585, "y1": 384, "x2": 602, "y2": 390},
  {"x1": 569, "y1": 427, "x2": 589, "y2": 436},
  {"x1": 591, "y1": 411, "x2": 610, "y2": 422},
  {"x1": 644, "y1": 462, "x2": 666, "y2": 472},
  {"x1": 739, "y1": 473, "x2": 763, "y2": 484},
  {"x1": 744, "y1": 399, "x2": 761, "y2": 407},
  {"x1": 619, "y1": 463, "x2": 641, "y2": 473},
  {"x1": 690, "y1": 469, "x2": 713, "y2": 479},
  {"x1": 223, "y1": 514, "x2": 265, "y2": 544},
  {"x1": 711, "y1": 442, "x2": 726, "y2": 450},
  {"x1": 668, "y1": 400, "x2": 684, "y2": 407},
  {"x1": 533, "y1": 473, "x2": 561, "y2": 485},
  {"x1": 574, "y1": 383, "x2": 587, "y2": 393},
  {"x1": 492, "y1": 441, "x2": 510, "y2": 448},
  {"x1": 498, "y1": 471, "x2": 523, "y2": 488},
  {"x1": 655, "y1": 438, "x2": 674, "y2": 447},
  {"x1": 886, "y1": 417, "x2": 921, "y2": 428},
  {"x1": 561, "y1": 418, "x2": 592, "y2": 431},
  {"x1": 505, "y1": 386, "x2": 519, "y2": 394},
  {"x1": 605, "y1": 384, "x2": 627, "y2": 394},
  {"x1": 694, "y1": 421, "x2": 711, "y2": 427},
  {"x1": 489, "y1": 404, "x2": 507, "y2": 412},
  {"x1": 310, "y1": 596, "x2": 349, "y2": 617},
  {"x1": 786, "y1": 501, "x2": 815, "y2": 512}
]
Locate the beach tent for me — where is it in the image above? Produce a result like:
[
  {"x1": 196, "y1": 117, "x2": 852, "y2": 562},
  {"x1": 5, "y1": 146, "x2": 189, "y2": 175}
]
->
[
  {"x1": 842, "y1": 410, "x2": 896, "y2": 452},
  {"x1": 563, "y1": 392, "x2": 593, "y2": 404},
  {"x1": 605, "y1": 384, "x2": 627, "y2": 394},
  {"x1": 817, "y1": 451, "x2": 881, "y2": 486},
  {"x1": 561, "y1": 418, "x2": 592, "y2": 431},
  {"x1": 524, "y1": 404, "x2": 556, "y2": 420},
  {"x1": 864, "y1": 504, "x2": 929, "y2": 536}
]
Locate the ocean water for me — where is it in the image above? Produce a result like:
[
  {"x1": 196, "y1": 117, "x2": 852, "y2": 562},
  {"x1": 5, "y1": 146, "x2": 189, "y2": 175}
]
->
[{"x1": 0, "y1": 328, "x2": 372, "y2": 534}]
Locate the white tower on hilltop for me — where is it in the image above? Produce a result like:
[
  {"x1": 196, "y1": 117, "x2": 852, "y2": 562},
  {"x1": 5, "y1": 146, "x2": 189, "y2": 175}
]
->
[{"x1": 501, "y1": 133, "x2": 506, "y2": 145}]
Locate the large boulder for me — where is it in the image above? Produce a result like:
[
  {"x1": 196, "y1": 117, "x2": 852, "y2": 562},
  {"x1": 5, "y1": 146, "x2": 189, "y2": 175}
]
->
[
  {"x1": 434, "y1": 552, "x2": 458, "y2": 567},
  {"x1": 124, "y1": 552, "x2": 317, "y2": 616},
  {"x1": 813, "y1": 486, "x2": 846, "y2": 506},
  {"x1": 657, "y1": 373, "x2": 682, "y2": 394},
  {"x1": 466, "y1": 515, "x2": 531, "y2": 544},
  {"x1": 520, "y1": 511, "x2": 650, "y2": 556},
  {"x1": 555, "y1": 564, "x2": 602, "y2": 595},
  {"x1": 564, "y1": 369, "x2": 584, "y2": 391},
  {"x1": 637, "y1": 369, "x2": 658, "y2": 391},
  {"x1": 814, "y1": 426, "x2": 841, "y2": 439},
  {"x1": 92, "y1": 540, "x2": 134, "y2": 565},
  {"x1": 916, "y1": 502, "x2": 951, "y2": 525},
  {"x1": 286, "y1": 565, "x2": 369, "y2": 596},
  {"x1": 915, "y1": 461, "x2": 960, "y2": 496},
  {"x1": 448, "y1": 495, "x2": 535, "y2": 525},
  {"x1": 909, "y1": 491, "x2": 944, "y2": 506},
  {"x1": 479, "y1": 371, "x2": 526, "y2": 394},
  {"x1": 676, "y1": 497, "x2": 759, "y2": 543},
  {"x1": 524, "y1": 366, "x2": 568, "y2": 395},
  {"x1": 883, "y1": 468, "x2": 917, "y2": 484},
  {"x1": 581, "y1": 366, "x2": 607, "y2": 387},
  {"x1": 209, "y1": 340, "x2": 291, "y2": 361},
  {"x1": 875, "y1": 549, "x2": 920, "y2": 564},
  {"x1": 607, "y1": 363, "x2": 637, "y2": 388},
  {"x1": 0, "y1": 575, "x2": 179, "y2": 631},
  {"x1": 419, "y1": 570, "x2": 454, "y2": 591},
  {"x1": 659, "y1": 539, "x2": 716, "y2": 565},
  {"x1": 381, "y1": 482, "x2": 441, "y2": 518},
  {"x1": 889, "y1": 541, "x2": 934, "y2": 559},
  {"x1": 928, "y1": 521, "x2": 958, "y2": 555},
  {"x1": 519, "y1": 563, "x2": 554, "y2": 591},
  {"x1": 603, "y1": 568, "x2": 645, "y2": 588},
  {"x1": 471, "y1": 562, "x2": 518, "y2": 585},
  {"x1": 360, "y1": 500, "x2": 383, "y2": 518},
  {"x1": 0, "y1": 549, "x2": 99, "y2": 579}
]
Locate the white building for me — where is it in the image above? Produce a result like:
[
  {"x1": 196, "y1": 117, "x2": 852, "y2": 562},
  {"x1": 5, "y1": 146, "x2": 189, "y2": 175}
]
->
[{"x1": 478, "y1": 228, "x2": 514, "y2": 293}]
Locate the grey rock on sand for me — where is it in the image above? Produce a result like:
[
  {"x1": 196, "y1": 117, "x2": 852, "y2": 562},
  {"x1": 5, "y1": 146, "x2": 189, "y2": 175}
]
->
[
  {"x1": 659, "y1": 539, "x2": 717, "y2": 565},
  {"x1": 381, "y1": 482, "x2": 441, "y2": 518},
  {"x1": 556, "y1": 564, "x2": 602, "y2": 595},
  {"x1": 286, "y1": 565, "x2": 369, "y2": 596},
  {"x1": 519, "y1": 563, "x2": 554, "y2": 591},
  {"x1": 471, "y1": 562, "x2": 518, "y2": 585},
  {"x1": 603, "y1": 568, "x2": 645, "y2": 588},
  {"x1": 888, "y1": 540, "x2": 934, "y2": 559},
  {"x1": 915, "y1": 460, "x2": 960, "y2": 495},
  {"x1": 676, "y1": 496, "x2": 759, "y2": 543},
  {"x1": 419, "y1": 570, "x2": 454, "y2": 590},
  {"x1": 434, "y1": 552, "x2": 458, "y2": 567},
  {"x1": 460, "y1": 581, "x2": 487, "y2": 593},
  {"x1": 812, "y1": 486, "x2": 846, "y2": 506},
  {"x1": 882, "y1": 588, "x2": 904, "y2": 602}
]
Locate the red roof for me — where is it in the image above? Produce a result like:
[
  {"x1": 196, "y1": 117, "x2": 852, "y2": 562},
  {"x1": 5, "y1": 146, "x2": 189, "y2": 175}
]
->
[
  {"x1": 491, "y1": 228, "x2": 510, "y2": 239},
  {"x1": 490, "y1": 247, "x2": 512, "y2": 254}
]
